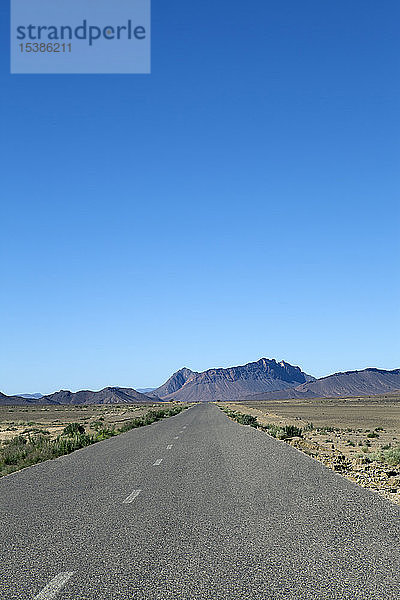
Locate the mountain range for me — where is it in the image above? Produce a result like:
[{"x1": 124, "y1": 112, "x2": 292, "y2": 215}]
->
[
  {"x1": 0, "y1": 387, "x2": 156, "y2": 406},
  {"x1": 244, "y1": 368, "x2": 400, "y2": 400},
  {"x1": 150, "y1": 358, "x2": 315, "y2": 402},
  {"x1": 1, "y1": 360, "x2": 399, "y2": 406}
]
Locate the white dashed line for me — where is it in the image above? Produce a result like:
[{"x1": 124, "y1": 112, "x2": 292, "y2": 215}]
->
[
  {"x1": 183, "y1": 426, "x2": 187, "y2": 429},
  {"x1": 123, "y1": 489, "x2": 142, "y2": 504},
  {"x1": 174, "y1": 436, "x2": 179, "y2": 439},
  {"x1": 166, "y1": 444, "x2": 172, "y2": 450},
  {"x1": 34, "y1": 572, "x2": 74, "y2": 600},
  {"x1": 153, "y1": 459, "x2": 163, "y2": 466}
]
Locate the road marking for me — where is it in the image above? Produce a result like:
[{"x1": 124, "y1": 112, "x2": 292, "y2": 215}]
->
[
  {"x1": 174, "y1": 436, "x2": 179, "y2": 439},
  {"x1": 34, "y1": 572, "x2": 74, "y2": 600},
  {"x1": 183, "y1": 426, "x2": 187, "y2": 429},
  {"x1": 179, "y1": 430, "x2": 184, "y2": 434},
  {"x1": 153, "y1": 458, "x2": 163, "y2": 465},
  {"x1": 123, "y1": 489, "x2": 142, "y2": 504},
  {"x1": 166, "y1": 444, "x2": 172, "y2": 450}
]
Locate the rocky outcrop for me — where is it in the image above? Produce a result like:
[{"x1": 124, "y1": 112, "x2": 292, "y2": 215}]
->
[{"x1": 152, "y1": 358, "x2": 315, "y2": 402}]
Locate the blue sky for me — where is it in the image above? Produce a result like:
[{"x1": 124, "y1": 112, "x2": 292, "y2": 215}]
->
[{"x1": 1, "y1": 1, "x2": 399, "y2": 394}]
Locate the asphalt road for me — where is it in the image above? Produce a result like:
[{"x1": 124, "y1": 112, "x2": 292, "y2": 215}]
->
[{"x1": 1, "y1": 403, "x2": 399, "y2": 600}]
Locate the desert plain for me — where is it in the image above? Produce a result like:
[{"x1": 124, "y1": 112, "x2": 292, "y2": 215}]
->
[{"x1": 218, "y1": 394, "x2": 400, "y2": 505}]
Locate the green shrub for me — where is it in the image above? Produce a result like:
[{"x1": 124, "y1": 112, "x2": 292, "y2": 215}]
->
[
  {"x1": 0, "y1": 431, "x2": 94, "y2": 471},
  {"x1": 221, "y1": 409, "x2": 258, "y2": 427},
  {"x1": 278, "y1": 425, "x2": 303, "y2": 439},
  {"x1": 2, "y1": 436, "x2": 28, "y2": 465},
  {"x1": 365, "y1": 446, "x2": 400, "y2": 466},
  {"x1": 236, "y1": 414, "x2": 258, "y2": 427},
  {"x1": 63, "y1": 422, "x2": 86, "y2": 436},
  {"x1": 118, "y1": 418, "x2": 143, "y2": 433},
  {"x1": 118, "y1": 405, "x2": 185, "y2": 433},
  {"x1": 261, "y1": 423, "x2": 302, "y2": 439},
  {"x1": 94, "y1": 426, "x2": 117, "y2": 440},
  {"x1": 263, "y1": 424, "x2": 281, "y2": 438},
  {"x1": 0, "y1": 405, "x2": 187, "y2": 477}
]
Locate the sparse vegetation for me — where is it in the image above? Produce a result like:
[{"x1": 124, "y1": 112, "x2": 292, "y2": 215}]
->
[
  {"x1": 218, "y1": 397, "x2": 400, "y2": 505},
  {"x1": 361, "y1": 446, "x2": 400, "y2": 466},
  {"x1": 63, "y1": 422, "x2": 86, "y2": 436},
  {"x1": 220, "y1": 408, "x2": 258, "y2": 428},
  {"x1": 118, "y1": 407, "x2": 184, "y2": 432},
  {"x1": 0, "y1": 405, "x2": 187, "y2": 477},
  {"x1": 276, "y1": 424, "x2": 303, "y2": 439},
  {"x1": 0, "y1": 431, "x2": 94, "y2": 476},
  {"x1": 220, "y1": 408, "x2": 302, "y2": 438},
  {"x1": 236, "y1": 413, "x2": 258, "y2": 427}
]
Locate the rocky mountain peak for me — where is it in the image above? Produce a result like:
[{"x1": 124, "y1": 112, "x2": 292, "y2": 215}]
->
[{"x1": 152, "y1": 357, "x2": 314, "y2": 402}]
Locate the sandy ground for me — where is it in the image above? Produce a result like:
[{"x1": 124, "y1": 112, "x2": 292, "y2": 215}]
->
[{"x1": 0, "y1": 403, "x2": 180, "y2": 442}]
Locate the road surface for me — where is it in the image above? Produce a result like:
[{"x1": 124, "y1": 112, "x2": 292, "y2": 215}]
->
[{"x1": 1, "y1": 403, "x2": 399, "y2": 599}]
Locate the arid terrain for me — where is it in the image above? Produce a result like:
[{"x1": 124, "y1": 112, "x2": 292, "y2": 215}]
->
[
  {"x1": 0, "y1": 403, "x2": 181, "y2": 443},
  {"x1": 218, "y1": 395, "x2": 400, "y2": 505},
  {"x1": 0, "y1": 402, "x2": 189, "y2": 478}
]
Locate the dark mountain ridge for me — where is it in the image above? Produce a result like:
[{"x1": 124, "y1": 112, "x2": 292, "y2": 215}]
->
[
  {"x1": 245, "y1": 368, "x2": 400, "y2": 400},
  {"x1": 0, "y1": 387, "x2": 157, "y2": 406},
  {"x1": 0, "y1": 392, "x2": 50, "y2": 406},
  {"x1": 151, "y1": 358, "x2": 315, "y2": 402}
]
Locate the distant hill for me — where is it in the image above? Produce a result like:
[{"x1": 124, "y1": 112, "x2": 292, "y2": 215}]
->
[
  {"x1": 150, "y1": 358, "x2": 315, "y2": 402},
  {"x1": 137, "y1": 388, "x2": 156, "y2": 394},
  {"x1": 0, "y1": 387, "x2": 158, "y2": 406},
  {"x1": 245, "y1": 368, "x2": 400, "y2": 400},
  {"x1": 40, "y1": 387, "x2": 158, "y2": 405},
  {"x1": 0, "y1": 392, "x2": 56, "y2": 406},
  {"x1": 16, "y1": 393, "x2": 43, "y2": 399}
]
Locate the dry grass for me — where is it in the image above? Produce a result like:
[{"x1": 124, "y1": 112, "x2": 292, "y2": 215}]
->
[
  {"x1": 217, "y1": 395, "x2": 400, "y2": 505},
  {"x1": 0, "y1": 403, "x2": 183, "y2": 443},
  {"x1": 218, "y1": 395, "x2": 400, "y2": 461},
  {"x1": 0, "y1": 403, "x2": 188, "y2": 477}
]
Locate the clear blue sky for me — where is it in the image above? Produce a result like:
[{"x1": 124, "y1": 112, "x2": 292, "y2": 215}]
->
[{"x1": 1, "y1": 1, "x2": 399, "y2": 395}]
